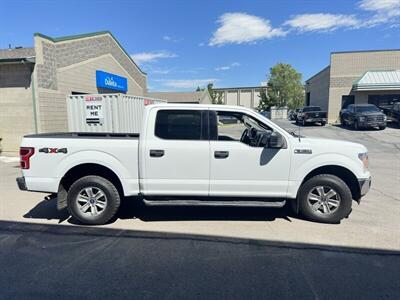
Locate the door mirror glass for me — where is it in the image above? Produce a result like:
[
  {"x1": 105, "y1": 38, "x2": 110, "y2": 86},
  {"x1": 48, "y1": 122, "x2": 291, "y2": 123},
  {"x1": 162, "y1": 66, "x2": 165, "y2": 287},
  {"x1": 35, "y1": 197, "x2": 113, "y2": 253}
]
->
[{"x1": 268, "y1": 132, "x2": 284, "y2": 148}]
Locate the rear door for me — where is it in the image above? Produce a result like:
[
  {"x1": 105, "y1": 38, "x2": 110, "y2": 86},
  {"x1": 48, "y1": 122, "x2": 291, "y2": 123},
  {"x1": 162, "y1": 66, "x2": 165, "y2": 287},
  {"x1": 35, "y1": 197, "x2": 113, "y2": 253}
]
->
[
  {"x1": 141, "y1": 108, "x2": 210, "y2": 196},
  {"x1": 208, "y1": 110, "x2": 291, "y2": 198}
]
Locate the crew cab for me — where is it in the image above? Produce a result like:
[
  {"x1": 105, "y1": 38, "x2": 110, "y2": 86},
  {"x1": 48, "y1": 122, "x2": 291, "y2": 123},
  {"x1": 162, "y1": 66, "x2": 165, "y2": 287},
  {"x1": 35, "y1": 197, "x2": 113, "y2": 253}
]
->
[
  {"x1": 296, "y1": 106, "x2": 327, "y2": 126},
  {"x1": 382, "y1": 102, "x2": 400, "y2": 127},
  {"x1": 340, "y1": 104, "x2": 386, "y2": 130},
  {"x1": 17, "y1": 104, "x2": 371, "y2": 225}
]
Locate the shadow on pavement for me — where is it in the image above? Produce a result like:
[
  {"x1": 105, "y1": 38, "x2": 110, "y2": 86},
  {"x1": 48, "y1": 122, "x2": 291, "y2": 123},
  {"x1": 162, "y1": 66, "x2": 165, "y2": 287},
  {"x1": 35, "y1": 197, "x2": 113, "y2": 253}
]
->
[
  {"x1": 24, "y1": 197, "x2": 298, "y2": 225},
  {"x1": 0, "y1": 220, "x2": 399, "y2": 300}
]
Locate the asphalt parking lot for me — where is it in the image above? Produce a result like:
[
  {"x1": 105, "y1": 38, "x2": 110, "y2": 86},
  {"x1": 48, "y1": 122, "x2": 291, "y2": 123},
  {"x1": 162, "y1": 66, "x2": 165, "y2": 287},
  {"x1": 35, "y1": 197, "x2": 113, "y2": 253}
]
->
[{"x1": 0, "y1": 120, "x2": 399, "y2": 299}]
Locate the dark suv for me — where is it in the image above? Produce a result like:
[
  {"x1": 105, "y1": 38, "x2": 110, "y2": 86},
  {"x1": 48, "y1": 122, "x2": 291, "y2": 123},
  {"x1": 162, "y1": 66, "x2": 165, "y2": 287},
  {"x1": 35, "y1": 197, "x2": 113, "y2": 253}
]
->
[{"x1": 340, "y1": 104, "x2": 386, "y2": 130}]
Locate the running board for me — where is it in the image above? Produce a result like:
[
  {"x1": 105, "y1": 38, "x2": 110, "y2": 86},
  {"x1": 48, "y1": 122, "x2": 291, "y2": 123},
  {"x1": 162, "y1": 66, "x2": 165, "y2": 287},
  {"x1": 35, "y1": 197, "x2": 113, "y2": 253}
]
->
[{"x1": 142, "y1": 199, "x2": 286, "y2": 208}]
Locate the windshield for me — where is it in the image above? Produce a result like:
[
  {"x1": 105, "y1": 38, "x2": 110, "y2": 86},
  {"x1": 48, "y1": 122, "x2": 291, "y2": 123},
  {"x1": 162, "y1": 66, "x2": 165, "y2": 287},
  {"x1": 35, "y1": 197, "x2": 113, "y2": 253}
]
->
[
  {"x1": 303, "y1": 106, "x2": 321, "y2": 112},
  {"x1": 355, "y1": 105, "x2": 380, "y2": 113}
]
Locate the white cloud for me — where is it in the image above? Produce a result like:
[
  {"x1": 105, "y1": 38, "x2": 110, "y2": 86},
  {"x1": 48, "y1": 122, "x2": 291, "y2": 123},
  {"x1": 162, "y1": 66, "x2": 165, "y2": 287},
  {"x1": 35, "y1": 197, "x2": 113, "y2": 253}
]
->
[
  {"x1": 284, "y1": 13, "x2": 360, "y2": 32},
  {"x1": 209, "y1": 12, "x2": 286, "y2": 46},
  {"x1": 157, "y1": 78, "x2": 218, "y2": 89},
  {"x1": 359, "y1": 0, "x2": 400, "y2": 12},
  {"x1": 152, "y1": 69, "x2": 171, "y2": 75},
  {"x1": 358, "y1": 0, "x2": 400, "y2": 26},
  {"x1": 163, "y1": 35, "x2": 182, "y2": 42},
  {"x1": 215, "y1": 62, "x2": 241, "y2": 71},
  {"x1": 130, "y1": 51, "x2": 177, "y2": 64}
]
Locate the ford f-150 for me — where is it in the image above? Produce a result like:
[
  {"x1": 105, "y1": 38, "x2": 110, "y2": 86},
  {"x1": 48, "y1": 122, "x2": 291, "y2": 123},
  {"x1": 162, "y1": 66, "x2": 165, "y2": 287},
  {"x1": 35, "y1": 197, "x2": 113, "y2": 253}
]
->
[{"x1": 17, "y1": 104, "x2": 371, "y2": 225}]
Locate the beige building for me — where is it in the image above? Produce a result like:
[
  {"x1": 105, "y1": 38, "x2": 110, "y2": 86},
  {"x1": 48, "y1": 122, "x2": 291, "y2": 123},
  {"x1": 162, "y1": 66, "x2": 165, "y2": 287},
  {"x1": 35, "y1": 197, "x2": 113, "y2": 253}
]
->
[
  {"x1": 0, "y1": 31, "x2": 219, "y2": 154},
  {"x1": 305, "y1": 49, "x2": 400, "y2": 123},
  {"x1": 212, "y1": 86, "x2": 267, "y2": 109},
  {"x1": 147, "y1": 90, "x2": 212, "y2": 104},
  {"x1": 0, "y1": 31, "x2": 149, "y2": 153}
]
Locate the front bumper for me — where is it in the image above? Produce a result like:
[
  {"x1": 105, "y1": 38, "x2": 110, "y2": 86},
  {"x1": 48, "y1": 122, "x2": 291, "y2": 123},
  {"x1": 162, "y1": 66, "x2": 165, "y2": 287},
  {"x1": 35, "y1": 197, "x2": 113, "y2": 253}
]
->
[
  {"x1": 358, "y1": 121, "x2": 386, "y2": 128},
  {"x1": 358, "y1": 177, "x2": 371, "y2": 197},
  {"x1": 306, "y1": 118, "x2": 327, "y2": 123},
  {"x1": 16, "y1": 177, "x2": 27, "y2": 191}
]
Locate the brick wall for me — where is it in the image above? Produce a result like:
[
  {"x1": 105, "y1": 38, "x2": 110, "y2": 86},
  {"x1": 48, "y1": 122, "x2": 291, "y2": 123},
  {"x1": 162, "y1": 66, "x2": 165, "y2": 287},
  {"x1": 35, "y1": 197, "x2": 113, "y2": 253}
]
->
[
  {"x1": 33, "y1": 32, "x2": 148, "y2": 134},
  {"x1": 0, "y1": 64, "x2": 35, "y2": 153}
]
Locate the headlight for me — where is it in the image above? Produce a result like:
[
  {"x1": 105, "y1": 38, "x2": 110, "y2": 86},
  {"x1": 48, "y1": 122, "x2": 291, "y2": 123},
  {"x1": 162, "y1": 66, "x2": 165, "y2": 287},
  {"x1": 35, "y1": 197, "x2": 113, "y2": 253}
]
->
[
  {"x1": 359, "y1": 116, "x2": 366, "y2": 122},
  {"x1": 358, "y1": 152, "x2": 369, "y2": 169}
]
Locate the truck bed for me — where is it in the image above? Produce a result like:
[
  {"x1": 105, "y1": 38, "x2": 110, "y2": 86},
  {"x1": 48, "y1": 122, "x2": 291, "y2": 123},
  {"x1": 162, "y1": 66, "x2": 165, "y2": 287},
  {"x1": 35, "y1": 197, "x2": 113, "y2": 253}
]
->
[{"x1": 20, "y1": 133, "x2": 140, "y2": 196}]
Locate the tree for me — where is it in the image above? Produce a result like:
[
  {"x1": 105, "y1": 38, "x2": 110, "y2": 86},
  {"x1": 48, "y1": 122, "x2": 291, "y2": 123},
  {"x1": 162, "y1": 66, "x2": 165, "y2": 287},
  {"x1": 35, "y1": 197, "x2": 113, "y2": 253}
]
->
[
  {"x1": 258, "y1": 87, "x2": 276, "y2": 111},
  {"x1": 207, "y1": 83, "x2": 224, "y2": 104},
  {"x1": 258, "y1": 63, "x2": 304, "y2": 111}
]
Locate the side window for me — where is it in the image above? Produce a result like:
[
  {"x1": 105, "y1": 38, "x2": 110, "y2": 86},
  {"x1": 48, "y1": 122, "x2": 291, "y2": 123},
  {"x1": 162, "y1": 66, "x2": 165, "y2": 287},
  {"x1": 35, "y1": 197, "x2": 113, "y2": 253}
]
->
[
  {"x1": 155, "y1": 110, "x2": 203, "y2": 140},
  {"x1": 214, "y1": 111, "x2": 272, "y2": 147}
]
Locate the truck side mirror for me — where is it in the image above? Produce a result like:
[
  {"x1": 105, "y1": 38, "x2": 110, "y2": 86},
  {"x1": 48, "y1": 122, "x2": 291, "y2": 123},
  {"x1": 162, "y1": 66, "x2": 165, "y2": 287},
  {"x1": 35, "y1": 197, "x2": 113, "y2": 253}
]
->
[{"x1": 268, "y1": 132, "x2": 285, "y2": 149}]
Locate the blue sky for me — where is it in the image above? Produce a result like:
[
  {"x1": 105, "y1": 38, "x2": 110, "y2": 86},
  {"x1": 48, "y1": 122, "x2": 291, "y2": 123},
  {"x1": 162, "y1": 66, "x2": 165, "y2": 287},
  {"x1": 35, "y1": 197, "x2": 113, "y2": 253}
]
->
[{"x1": 1, "y1": 0, "x2": 399, "y2": 91}]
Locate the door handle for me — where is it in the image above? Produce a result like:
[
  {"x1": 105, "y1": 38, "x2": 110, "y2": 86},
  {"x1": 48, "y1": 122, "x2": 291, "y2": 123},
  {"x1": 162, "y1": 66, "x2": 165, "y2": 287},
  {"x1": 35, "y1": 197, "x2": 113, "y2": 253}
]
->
[
  {"x1": 150, "y1": 149, "x2": 165, "y2": 157},
  {"x1": 214, "y1": 151, "x2": 229, "y2": 159}
]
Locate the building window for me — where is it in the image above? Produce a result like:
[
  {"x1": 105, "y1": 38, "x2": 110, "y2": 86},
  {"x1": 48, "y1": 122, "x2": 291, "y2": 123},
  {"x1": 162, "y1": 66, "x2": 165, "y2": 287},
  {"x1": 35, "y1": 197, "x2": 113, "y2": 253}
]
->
[{"x1": 306, "y1": 92, "x2": 310, "y2": 106}]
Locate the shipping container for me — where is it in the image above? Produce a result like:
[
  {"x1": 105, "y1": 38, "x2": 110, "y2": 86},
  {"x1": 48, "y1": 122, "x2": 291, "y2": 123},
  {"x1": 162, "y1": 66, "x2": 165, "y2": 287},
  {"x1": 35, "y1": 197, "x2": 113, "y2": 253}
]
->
[{"x1": 67, "y1": 94, "x2": 167, "y2": 133}]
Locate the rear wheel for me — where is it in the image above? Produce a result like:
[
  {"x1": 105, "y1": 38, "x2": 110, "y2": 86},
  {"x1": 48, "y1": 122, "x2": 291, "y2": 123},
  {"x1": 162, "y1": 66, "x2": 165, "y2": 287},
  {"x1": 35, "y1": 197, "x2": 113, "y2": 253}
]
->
[
  {"x1": 379, "y1": 125, "x2": 386, "y2": 130},
  {"x1": 67, "y1": 175, "x2": 121, "y2": 225},
  {"x1": 298, "y1": 174, "x2": 352, "y2": 223}
]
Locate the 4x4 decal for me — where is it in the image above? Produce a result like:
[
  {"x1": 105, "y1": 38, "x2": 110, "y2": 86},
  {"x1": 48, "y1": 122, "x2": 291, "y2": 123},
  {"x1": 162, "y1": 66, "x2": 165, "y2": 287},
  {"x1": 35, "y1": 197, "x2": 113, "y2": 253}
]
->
[{"x1": 39, "y1": 148, "x2": 68, "y2": 154}]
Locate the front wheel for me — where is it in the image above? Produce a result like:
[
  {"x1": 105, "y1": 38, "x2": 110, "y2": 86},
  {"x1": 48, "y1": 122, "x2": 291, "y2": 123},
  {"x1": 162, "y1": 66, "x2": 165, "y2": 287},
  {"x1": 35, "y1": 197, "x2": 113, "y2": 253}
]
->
[
  {"x1": 379, "y1": 125, "x2": 386, "y2": 130},
  {"x1": 67, "y1": 175, "x2": 121, "y2": 225},
  {"x1": 298, "y1": 174, "x2": 352, "y2": 223}
]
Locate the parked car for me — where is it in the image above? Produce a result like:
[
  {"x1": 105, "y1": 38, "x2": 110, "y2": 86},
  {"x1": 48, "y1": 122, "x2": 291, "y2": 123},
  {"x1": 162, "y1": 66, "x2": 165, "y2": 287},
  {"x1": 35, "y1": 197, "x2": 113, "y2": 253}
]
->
[
  {"x1": 340, "y1": 104, "x2": 386, "y2": 130},
  {"x1": 17, "y1": 104, "x2": 371, "y2": 225},
  {"x1": 296, "y1": 106, "x2": 327, "y2": 126},
  {"x1": 381, "y1": 102, "x2": 400, "y2": 127}
]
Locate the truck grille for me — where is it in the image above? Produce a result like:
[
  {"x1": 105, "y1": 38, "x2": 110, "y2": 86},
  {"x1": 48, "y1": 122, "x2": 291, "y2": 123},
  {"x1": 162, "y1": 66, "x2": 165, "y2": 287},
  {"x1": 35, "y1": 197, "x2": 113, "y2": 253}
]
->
[{"x1": 366, "y1": 115, "x2": 384, "y2": 122}]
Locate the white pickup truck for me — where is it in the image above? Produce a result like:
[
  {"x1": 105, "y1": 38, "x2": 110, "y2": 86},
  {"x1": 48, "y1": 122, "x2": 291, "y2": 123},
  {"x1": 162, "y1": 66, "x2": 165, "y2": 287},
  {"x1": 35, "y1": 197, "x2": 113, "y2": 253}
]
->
[{"x1": 17, "y1": 104, "x2": 371, "y2": 225}]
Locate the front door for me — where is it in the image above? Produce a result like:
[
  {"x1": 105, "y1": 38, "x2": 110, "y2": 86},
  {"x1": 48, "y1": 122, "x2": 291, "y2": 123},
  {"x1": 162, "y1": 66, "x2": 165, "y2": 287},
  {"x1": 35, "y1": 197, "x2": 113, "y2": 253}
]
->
[
  {"x1": 142, "y1": 108, "x2": 210, "y2": 196},
  {"x1": 209, "y1": 110, "x2": 291, "y2": 198}
]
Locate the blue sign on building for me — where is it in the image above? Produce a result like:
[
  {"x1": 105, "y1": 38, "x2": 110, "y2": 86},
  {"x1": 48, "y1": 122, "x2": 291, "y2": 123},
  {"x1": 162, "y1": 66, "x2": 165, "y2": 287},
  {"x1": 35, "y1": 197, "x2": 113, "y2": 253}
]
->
[{"x1": 96, "y1": 70, "x2": 128, "y2": 93}]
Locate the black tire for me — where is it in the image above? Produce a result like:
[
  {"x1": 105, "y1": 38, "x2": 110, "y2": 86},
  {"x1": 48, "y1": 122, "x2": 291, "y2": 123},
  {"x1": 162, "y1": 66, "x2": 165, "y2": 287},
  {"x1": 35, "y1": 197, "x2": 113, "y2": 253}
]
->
[
  {"x1": 379, "y1": 125, "x2": 386, "y2": 130},
  {"x1": 354, "y1": 120, "x2": 359, "y2": 130},
  {"x1": 340, "y1": 116, "x2": 345, "y2": 127},
  {"x1": 298, "y1": 174, "x2": 352, "y2": 223},
  {"x1": 321, "y1": 121, "x2": 326, "y2": 126},
  {"x1": 67, "y1": 175, "x2": 121, "y2": 225}
]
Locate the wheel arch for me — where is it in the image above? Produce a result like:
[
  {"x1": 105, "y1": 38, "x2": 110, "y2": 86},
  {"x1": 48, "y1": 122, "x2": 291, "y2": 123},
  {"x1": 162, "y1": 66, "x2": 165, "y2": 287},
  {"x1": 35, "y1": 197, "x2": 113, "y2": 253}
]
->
[
  {"x1": 301, "y1": 165, "x2": 360, "y2": 201},
  {"x1": 57, "y1": 163, "x2": 124, "y2": 210}
]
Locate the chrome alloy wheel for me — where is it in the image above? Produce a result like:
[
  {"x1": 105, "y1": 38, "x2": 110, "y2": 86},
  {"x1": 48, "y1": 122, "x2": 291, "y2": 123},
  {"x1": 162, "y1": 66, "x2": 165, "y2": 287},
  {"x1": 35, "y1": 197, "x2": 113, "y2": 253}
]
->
[
  {"x1": 76, "y1": 187, "x2": 107, "y2": 218},
  {"x1": 307, "y1": 186, "x2": 341, "y2": 215}
]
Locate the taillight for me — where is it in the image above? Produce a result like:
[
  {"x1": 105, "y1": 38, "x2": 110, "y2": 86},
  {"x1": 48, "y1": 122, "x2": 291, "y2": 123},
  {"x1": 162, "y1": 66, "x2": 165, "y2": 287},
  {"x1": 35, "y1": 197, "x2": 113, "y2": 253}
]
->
[{"x1": 20, "y1": 147, "x2": 35, "y2": 169}]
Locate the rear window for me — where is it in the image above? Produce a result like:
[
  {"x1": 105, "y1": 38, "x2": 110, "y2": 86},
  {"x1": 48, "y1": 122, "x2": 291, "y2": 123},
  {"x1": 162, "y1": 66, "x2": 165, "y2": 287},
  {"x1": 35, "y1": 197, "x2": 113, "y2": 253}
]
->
[
  {"x1": 155, "y1": 110, "x2": 203, "y2": 140},
  {"x1": 303, "y1": 106, "x2": 321, "y2": 112}
]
